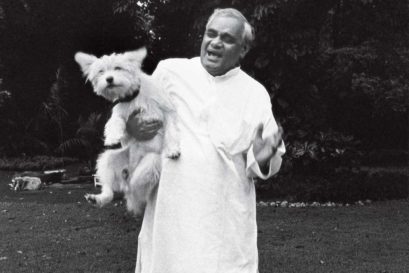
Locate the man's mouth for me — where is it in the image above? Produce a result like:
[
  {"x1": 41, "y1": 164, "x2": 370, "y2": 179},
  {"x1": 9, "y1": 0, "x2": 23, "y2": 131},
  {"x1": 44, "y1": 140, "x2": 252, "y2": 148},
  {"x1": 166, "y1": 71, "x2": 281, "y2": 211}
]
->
[{"x1": 207, "y1": 50, "x2": 222, "y2": 60}]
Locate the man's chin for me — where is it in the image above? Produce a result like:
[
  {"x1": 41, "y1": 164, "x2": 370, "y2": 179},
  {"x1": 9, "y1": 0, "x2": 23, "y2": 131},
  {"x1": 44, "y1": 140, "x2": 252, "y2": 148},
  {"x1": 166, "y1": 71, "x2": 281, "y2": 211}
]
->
[{"x1": 201, "y1": 60, "x2": 220, "y2": 74}]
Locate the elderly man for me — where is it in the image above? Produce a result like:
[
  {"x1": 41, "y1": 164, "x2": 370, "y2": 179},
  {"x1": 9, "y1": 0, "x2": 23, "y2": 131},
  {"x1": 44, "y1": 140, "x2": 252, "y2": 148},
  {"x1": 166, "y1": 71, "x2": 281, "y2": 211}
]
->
[{"x1": 130, "y1": 8, "x2": 285, "y2": 273}]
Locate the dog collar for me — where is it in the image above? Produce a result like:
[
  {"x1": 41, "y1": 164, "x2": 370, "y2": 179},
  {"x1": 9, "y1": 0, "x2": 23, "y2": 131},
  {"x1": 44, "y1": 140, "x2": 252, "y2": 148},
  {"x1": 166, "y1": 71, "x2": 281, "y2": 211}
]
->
[
  {"x1": 104, "y1": 143, "x2": 122, "y2": 150},
  {"x1": 113, "y1": 89, "x2": 139, "y2": 106}
]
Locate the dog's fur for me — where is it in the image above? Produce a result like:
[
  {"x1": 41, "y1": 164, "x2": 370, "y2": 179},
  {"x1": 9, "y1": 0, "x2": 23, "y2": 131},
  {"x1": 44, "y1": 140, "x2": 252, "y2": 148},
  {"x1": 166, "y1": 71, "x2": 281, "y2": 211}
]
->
[{"x1": 75, "y1": 48, "x2": 180, "y2": 215}]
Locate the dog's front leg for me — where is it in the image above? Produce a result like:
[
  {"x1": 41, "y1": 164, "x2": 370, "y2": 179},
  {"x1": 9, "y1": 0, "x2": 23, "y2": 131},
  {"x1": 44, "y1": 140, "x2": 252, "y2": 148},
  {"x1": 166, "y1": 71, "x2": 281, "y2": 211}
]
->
[
  {"x1": 164, "y1": 111, "x2": 181, "y2": 159},
  {"x1": 104, "y1": 116, "x2": 127, "y2": 146}
]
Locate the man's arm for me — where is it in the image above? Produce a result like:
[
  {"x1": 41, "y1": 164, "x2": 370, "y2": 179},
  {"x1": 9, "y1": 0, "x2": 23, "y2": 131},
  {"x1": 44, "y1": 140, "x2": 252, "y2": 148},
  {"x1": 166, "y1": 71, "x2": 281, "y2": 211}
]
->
[
  {"x1": 253, "y1": 124, "x2": 283, "y2": 166},
  {"x1": 246, "y1": 117, "x2": 286, "y2": 180},
  {"x1": 126, "y1": 109, "x2": 163, "y2": 141}
]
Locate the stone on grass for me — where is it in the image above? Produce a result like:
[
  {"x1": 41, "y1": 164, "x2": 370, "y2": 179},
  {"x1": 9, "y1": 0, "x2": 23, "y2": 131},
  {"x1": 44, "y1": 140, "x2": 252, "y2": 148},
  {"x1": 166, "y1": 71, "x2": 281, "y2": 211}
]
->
[
  {"x1": 270, "y1": 201, "x2": 278, "y2": 207},
  {"x1": 356, "y1": 200, "x2": 364, "y2": 206},
  {"x1": 311, "y1": 202, "x2": 320, "y2": 207},
  {"x1": 259, "y1": 201, "x2": 268, "y2": 207},
  {"x1": 280, "y1": 201, "x2": 289, "y2": 208}
]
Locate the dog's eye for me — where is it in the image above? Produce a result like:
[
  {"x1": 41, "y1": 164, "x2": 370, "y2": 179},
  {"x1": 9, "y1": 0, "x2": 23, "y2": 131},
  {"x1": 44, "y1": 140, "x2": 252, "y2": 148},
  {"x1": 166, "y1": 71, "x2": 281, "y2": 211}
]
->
[
  {"x1": 98, "y1": 69, "x2": 104, "y2": 74},
  {"x1": 114, "y1": 66, "x2": 123, "y2": 71}
]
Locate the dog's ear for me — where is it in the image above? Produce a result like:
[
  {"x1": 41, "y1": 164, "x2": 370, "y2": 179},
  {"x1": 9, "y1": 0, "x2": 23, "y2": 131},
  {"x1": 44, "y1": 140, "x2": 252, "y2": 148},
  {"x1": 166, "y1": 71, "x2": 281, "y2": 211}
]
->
[
  {"x1": 124, "y1": 47, "x2": 147, "y2": 66},
  {"x1": 74, "y1": 52, "x2": 97, "y2": 76}
]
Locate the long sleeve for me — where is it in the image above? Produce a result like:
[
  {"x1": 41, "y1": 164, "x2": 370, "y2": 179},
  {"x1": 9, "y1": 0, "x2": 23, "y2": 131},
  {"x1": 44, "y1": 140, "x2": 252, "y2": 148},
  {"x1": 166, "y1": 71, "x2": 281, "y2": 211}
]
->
[
  {"x1": 245, "y1": 92, "x2": 286, "y2": 179},
  {"x1": 246, "y1": 140, "x2": 285, "y2": 179}
]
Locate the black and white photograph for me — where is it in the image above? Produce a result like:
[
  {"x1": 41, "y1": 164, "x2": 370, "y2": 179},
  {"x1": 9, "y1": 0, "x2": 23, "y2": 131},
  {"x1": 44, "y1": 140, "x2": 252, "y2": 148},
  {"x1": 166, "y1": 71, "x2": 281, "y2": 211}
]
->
[{"x1": 0, "y1": 0, "x2": 408, "y2": 272}]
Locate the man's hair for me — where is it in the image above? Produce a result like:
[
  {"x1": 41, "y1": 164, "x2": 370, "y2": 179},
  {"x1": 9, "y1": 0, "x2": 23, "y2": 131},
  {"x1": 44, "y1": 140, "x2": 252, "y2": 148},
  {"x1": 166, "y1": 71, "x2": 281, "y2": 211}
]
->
[{"x1": 205, "y1": 8, "x2": 255, "y2": 48}]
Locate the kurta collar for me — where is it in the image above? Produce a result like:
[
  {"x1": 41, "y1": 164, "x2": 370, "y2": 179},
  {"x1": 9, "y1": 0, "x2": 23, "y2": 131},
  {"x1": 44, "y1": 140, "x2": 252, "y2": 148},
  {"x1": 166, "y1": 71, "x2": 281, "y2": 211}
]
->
[{"x1": 195, "y1": 57, "x2": 241, "y2": 82}]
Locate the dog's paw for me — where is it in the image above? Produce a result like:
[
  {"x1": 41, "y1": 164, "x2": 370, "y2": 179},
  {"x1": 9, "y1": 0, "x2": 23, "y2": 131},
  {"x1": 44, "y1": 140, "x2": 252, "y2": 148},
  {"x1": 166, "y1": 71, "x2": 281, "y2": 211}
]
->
[
  {"x1": 84, "y1": 193, "x2": 97, "y2": 205},
  {"x1": 166, "y1": 150, "x2": 181, "y2": 159}
]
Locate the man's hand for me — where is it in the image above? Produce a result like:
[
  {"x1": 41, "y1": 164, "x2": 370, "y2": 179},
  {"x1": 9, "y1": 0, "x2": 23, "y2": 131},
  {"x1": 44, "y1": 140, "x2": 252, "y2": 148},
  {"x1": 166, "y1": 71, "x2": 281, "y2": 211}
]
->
[
  {"x1": 253, "y1": 123, "x2": 283, "y2": 167},
  {"x1": 126, "y1": 109, "x2": 163, "y2": 141}
]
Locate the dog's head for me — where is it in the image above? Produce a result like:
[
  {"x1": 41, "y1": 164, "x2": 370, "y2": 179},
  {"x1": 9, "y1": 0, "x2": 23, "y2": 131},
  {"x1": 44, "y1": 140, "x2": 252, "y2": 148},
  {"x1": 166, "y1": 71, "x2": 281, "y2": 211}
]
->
[{"x1": 74, "y1": 48, "x2": 147, "y2": 102}]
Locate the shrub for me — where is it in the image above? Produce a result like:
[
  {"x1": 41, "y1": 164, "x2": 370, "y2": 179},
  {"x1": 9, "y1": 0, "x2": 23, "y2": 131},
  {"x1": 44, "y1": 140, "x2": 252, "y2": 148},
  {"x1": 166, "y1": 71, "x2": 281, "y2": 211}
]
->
[
  {"x1": 257, "y1": 170, "x2": 408, "y2": 202},
  {"x1": 56, "y1": 112, "x2": 105, "y2": 169},
  {"x1": 360, "y1": 149, "x2": 408, "y2": 166},
  {"x1": 282, "y1": 129, "x2": 361, "y2": 175},
  {"x1": 0, "y1": 156, "x2": 78, "y2": 171}
]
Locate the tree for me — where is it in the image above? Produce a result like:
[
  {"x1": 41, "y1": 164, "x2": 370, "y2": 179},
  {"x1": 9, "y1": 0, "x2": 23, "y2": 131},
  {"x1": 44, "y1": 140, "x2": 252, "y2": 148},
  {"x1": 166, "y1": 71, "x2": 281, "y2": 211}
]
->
[
  {"x1": 0, "y1": 0, "x2": 145, "y2": 155},
  {"x1": 0, "y1": 0, "x2": 407, "y2": 159}
]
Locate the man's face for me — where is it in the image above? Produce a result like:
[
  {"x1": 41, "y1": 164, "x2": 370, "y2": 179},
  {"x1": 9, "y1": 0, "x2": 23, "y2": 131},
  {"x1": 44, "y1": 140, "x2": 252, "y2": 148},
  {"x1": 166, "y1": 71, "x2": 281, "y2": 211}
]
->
[{"x1": 200, "y1": 16, "x2": 248, "y2": 76}]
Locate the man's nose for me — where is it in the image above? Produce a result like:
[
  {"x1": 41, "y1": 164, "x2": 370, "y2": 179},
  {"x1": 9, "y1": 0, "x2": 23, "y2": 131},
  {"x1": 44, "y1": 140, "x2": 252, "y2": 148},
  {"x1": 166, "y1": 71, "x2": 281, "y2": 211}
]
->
[
  {"x1": 210, "y1": 36, "x2": 222, "y2": 48},
  {"x1": 106, "y1": 76, "x2": 114, "y2": 84}
]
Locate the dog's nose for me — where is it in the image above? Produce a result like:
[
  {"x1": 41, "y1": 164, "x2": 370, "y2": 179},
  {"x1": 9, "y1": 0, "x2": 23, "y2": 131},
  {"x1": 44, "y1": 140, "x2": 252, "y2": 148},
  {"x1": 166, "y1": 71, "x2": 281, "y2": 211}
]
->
[{"x1": 106, "y1": 76, "x2": 114, "y2": 84}]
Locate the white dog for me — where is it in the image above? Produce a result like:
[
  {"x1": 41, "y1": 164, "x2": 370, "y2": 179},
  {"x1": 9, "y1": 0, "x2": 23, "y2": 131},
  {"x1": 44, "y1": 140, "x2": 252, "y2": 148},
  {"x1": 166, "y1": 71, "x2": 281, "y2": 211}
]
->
[{"x1": 75, "y1": 48, "x2": 180, "y2": 215}]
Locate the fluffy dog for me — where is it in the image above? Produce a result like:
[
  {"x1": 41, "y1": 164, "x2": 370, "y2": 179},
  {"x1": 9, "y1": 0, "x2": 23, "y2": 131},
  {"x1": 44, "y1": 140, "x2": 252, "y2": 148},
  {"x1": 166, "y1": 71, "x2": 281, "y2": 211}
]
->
[{"x1": 75, "y1": 47, "x2": 180, "y2": 215}]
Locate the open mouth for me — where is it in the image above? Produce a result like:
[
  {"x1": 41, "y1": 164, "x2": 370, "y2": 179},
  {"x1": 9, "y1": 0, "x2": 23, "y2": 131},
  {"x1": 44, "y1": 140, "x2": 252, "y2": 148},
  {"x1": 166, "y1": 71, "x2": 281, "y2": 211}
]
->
[{"x1": 207, "y1": 50, "x2": 222, "y2": 60}]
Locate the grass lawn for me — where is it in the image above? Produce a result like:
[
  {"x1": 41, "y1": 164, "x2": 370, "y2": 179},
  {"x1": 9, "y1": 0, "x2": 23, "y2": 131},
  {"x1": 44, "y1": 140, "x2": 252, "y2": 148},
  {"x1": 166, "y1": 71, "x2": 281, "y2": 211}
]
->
[{"x1": 0, "y1": 170, "x2": 408, "y2": 273}]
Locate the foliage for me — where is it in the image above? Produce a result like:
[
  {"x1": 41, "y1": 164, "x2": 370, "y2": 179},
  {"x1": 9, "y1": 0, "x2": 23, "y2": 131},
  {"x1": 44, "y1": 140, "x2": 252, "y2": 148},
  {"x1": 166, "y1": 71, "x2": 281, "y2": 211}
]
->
[
  {"x1": 0, "y1": 0, "x2": 407, "y2": 166},
  {"x1": 284, "y1": 129, "x2": 361, "y2": 174},
  {"x1": 0, "y1": 155, "x2": 78, "y2": 171},
  {"x1": 115, "y1": 0, "x2": 408, "y2": 159},
  {"x1": 41, "y1": 68, "x2": 69, "y2": 146},
  {"x1": 317, "y1": 44, "x2": 409, "y2": 147},
  {"x1": 0, "y1": 93, "x2": 50, "y2": 156},
  {"x1": 258, "y1": 170, "x2": 408, "y2": 203},
  {"x1": 0, "y1": 68, "x2": 70, "y2": 156},
  {"x1": 56, "y1": 112, "x2": 105, "y2": 169},
  {"x1": 0, "y1": 0, "x2": 134, "y2": 156},
  {"x1": 361, "y1": 149, "x2": 408, "y2": 166},
  {"x1": 0, "y1": 79, "x2": 11, "y2": 106}
]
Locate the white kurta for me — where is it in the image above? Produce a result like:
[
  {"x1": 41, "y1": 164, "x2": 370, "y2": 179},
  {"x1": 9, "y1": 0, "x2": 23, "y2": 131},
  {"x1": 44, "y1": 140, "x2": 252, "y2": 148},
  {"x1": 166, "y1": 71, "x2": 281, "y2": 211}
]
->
[{"x1": 135, "y1": 57, "x2": 285, "y2": 273}]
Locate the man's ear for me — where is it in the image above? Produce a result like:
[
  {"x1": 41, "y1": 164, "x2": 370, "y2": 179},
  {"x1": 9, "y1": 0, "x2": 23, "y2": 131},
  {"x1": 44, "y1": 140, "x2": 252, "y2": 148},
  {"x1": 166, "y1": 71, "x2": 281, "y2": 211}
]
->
[
  {"x1": 124, "y1": 47, "x2": 147, "y2": 66},
  {"x1": 74, "y1": 52, "x2": 97, "y2": 76},
  {"x1": 240, "y1": 43, "x2": 250, "y2": 60}
]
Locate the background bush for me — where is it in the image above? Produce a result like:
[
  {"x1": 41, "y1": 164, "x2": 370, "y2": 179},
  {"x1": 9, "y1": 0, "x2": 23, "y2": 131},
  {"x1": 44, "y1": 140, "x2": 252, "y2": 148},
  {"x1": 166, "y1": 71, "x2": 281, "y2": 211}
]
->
[
  {"x1": 0, "y1": 155, "x2": 78, "y2": 171},
  {"x1": 257, "y1": 170, "x2": 408, "y2": 202},
  {"x1": 0, "y1": 0, "x2": 407, "y2": 194}
]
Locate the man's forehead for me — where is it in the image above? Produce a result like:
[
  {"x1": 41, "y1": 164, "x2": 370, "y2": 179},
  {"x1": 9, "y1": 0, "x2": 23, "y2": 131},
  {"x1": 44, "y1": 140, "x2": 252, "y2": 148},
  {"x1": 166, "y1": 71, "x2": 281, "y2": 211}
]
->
[{"x1": 206, "y1": 15, "x2": 244, "y2": 35}]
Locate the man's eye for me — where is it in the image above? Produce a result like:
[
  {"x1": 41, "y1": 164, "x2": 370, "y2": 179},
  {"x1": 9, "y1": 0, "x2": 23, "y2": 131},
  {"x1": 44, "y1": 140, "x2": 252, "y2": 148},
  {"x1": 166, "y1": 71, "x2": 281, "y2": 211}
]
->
[
  {"x1": 222, "y1": 36, "x2": 235, "y2": 44},
  {"x1": 114, "y1": 66, "x2": 122, "y2": 71},
  {"x1": 206, "y1": 31, "x2": 217, "y2": 38}
]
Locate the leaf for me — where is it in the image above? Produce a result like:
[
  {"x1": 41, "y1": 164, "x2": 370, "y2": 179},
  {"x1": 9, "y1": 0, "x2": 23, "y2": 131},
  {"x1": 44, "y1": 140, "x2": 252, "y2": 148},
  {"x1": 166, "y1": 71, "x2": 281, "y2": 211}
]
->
[
  {"x1": 255, "y1": 56, "x2": 270, "y2": 69},
  {"x1": 296, "y1": 130, "x2": 308, "y2": 138},
  {"x1": 277, "y1": 98, "x2": 289, "y2": 109},
  {"x1": 56, "y1": 138, "x2": 87, "y2": 154}
]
